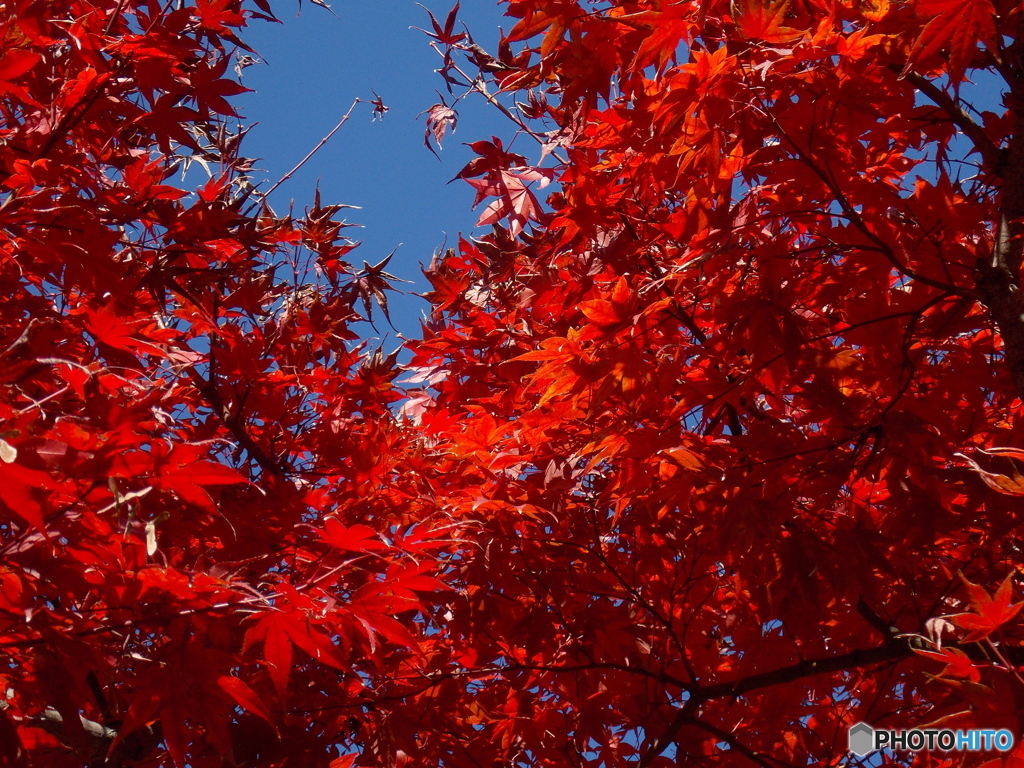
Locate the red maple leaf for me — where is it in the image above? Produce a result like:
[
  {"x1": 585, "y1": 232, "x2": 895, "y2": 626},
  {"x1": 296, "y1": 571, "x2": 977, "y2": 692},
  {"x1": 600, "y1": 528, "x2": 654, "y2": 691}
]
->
[
  {"x1": 909, "y1": 0, "x2": 996, "y2": 81},
  {"x1": 914, "y1": 646, "x2": 982, "y2": 682},
  {"x1": 949, "y1": 573, "x2": 1024, "y2": 643},
  {"x1": 734, "y1": 0, "x2": 805, "y2": 43}
]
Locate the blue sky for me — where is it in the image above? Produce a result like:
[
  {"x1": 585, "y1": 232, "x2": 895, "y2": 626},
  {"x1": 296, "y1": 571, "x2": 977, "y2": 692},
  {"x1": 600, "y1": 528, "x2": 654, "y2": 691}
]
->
[{"x1": 236, "y1": 1, "x2": 519, "y2": 342}]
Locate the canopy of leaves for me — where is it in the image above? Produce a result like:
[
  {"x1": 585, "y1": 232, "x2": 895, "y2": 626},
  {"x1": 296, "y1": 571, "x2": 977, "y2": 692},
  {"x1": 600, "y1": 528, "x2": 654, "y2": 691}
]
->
[
  {"x1": 0, "y1": 0, "x2": 457, "y2": 764},
  {"x1": 4, "y1": 0, "x2": 1024, "y2": 766},
  {"x1": 404, "y1": 0, "x2": 1024, "y2": 766}
]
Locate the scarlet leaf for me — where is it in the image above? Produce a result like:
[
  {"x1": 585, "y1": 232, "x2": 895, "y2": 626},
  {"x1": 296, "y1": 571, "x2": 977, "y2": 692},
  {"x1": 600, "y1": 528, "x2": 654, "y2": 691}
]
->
[
  {"x1": 914, "y1": 646, "x2": 982, "y2": 682},
  {"x1": 949, "y1": 573, "x2": 1024, "y2": 643},
  {"x1": 735, "y1": 0, "x2": 804, "y2": 42},
  {"x1": 215, "y1": 675, "x2": 276, "y2": 729},
  {"x1": 0, "y1": 50, "x2": 40, "y2": 82},
  {"x1": 319, "y1": 518, "x2": 387, "y2": 552},
  {"x1": 579, "y1": 299, "x2": 622, "y2": 326},
  {"x1": 161, "y1": 698, "x2": 189, "y2": 768},
  {"x1": 0, "y1": 462, "x2": 53, "y2": 533},
  {"x1": 163, "y1": 459, "x2": 247, "y2": 486},
  {"x1": 909, "y1": 0, "x2": 995, "y2": 80}
]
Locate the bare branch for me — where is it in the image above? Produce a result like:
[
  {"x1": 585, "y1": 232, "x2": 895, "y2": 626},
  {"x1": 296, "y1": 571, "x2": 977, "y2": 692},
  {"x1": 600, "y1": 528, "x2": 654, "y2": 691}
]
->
[{"x1": 255, "y1": 97, "x2": 365, "y2": 208}]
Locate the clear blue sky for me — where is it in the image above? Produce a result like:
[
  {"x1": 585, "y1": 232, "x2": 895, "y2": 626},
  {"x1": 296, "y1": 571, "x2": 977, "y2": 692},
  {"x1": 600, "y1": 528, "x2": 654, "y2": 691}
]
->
[{"x1": 236, "y1": 1, "x2": 518, "y2": 342}]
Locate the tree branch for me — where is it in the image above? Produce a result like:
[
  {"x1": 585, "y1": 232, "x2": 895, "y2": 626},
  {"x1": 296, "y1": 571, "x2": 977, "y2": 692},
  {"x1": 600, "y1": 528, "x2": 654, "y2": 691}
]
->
[
  {"x1": 691, "y1": 718, "x2": 780, "y2": 768},
  {"x1": 694, "y1": 640, "x2": 909, "y2": 701},
  {"x1": 187, "y1": 366, "x2": 286, "y2": 477},
  {"x1": 764, "y1": 104, "x2": 979, "y2": 303},
  {"x1": 899, "y1": 67, "x2": 1004, "y2": 173},
  {"x1": 249, "y1": 97, "x2": 364, "y2": 214},
  {"x1": 975, "y1": 50, "x2": 1024, "y2": 399},
  {"x1": 896, "y1": 64, "x2": 1024, "y2": 397},
  {"x1": 637, "y1": 698, "x2": 698, "y2": 768},
  {"x1": 25, "y1": 706, "x2": 161, "y2": 768}
]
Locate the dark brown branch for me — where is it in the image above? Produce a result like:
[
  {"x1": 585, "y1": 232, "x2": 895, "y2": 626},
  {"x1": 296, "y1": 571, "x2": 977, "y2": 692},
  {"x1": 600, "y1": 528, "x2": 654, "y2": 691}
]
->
[
  {"x1": 637, "y1": 698, "x2": 699, "y2": 768},
  {"x1": 857, "y1": 595, "x2": 901, "y2": 639},
  {"x1": 481, "y1": 661, "x2": 688, "y2": 690},
  {"x1": 633, "y1": 639, "x2": 1024, "y2": 767},
  {"x1": 691, "y1": 719, "x2": 779, "y2": 768},
  {"x1": 899, "y1": 68, "x2": 1004, "y2": 173},
  {"x1": 975, "y1": 257, "x2": 1024, "y2": 399},
  {"x1": 897, "y1": 64, "x2": 1024, "y2": 397},
  {"x1": 187, "y1": 366, "x2": 286, "y2": 477},
  {"x1": 632, "y1": 641, "x2": 907, "y2": 768},
  {"x1": 694, "y1": 640, "x2": 909, "y2": 701}
]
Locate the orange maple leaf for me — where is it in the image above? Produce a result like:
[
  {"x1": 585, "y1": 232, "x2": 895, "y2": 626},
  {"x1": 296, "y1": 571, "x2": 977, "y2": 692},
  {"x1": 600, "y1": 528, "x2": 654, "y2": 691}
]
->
[
  {"x1": 956, "y1": 449, "x2": 1024, "y2": 496},
  {"x1": 734, "y1": 0, "x2": 804, "y2": 43}
]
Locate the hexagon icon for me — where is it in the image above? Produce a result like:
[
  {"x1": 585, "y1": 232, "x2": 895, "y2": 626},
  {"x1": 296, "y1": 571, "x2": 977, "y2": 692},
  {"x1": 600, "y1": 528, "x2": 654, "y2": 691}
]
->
[{"x1": 848, "y1": 722, "x2": 875, "y2": 756}]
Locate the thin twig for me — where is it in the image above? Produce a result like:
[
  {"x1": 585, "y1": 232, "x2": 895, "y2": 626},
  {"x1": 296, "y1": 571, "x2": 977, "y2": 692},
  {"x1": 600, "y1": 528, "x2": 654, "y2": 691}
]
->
[
  {"x1": 437, "y1": 45, "x2": 569, "y2": 165},
  {"x1": 0, "y1": 318, "x2": 36, "y2": 359},
  {"x1": 256, "y1": 97, "x2": 364, "y2": 206},
  {"x1": 186, "y1": 366, "x2": 286, "y2": 477}
]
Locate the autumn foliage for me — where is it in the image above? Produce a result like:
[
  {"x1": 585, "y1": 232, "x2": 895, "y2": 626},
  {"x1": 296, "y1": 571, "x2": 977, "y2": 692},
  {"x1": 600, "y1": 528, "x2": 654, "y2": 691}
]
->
[
  {"x1": 0, "y1": 0, "x2": 454, "y2": 764},
  {"x1": 4, "y1": 0, "x2": 1024, "y2": 765},
  {"x1": 408, "y1": 0, "x2": 1024, "y2": 764}
]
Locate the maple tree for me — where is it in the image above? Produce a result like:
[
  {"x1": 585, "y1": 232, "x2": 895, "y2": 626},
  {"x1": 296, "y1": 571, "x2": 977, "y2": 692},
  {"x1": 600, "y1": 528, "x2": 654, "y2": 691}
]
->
[
  {"x1": 401, "y1": 0, "x2": 1024, "y2": 765},
  {"x1": 8, "y1": 0, "x2": 1024, "y2": 763},
  {"x1": 0, "y1": 0, "x2": 456, "y2": 765}
]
